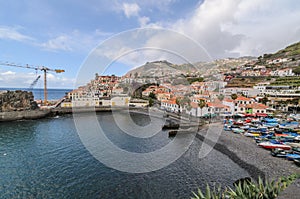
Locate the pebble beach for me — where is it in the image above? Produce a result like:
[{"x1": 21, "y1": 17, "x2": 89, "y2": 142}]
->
[{"x1": 197, "y1": 123, "x2": 300, "y2": 198}]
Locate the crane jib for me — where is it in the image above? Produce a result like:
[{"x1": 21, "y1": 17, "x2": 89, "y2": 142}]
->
[{"x1": 0, "y1": 62, "x2": 65, "y2": 106}]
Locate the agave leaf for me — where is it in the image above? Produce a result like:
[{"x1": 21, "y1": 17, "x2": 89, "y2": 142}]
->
[{"x1": 205, "y1": 184, "x2": 211, "y2": 199}]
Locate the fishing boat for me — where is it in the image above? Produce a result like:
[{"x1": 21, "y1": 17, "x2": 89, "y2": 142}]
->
[
  {"x1": 168, "y1": 130, "x2": 177, "y2": 137},
  {"x1": 231, "y1": 128, "x2": 245, "y2": 134},
  {"x1": 248, "y1": 127, "x2": 261, "y2": 133},
  {"x1": 292, "y1": 147, "x2": 300, "y2": 154},
  {"x1": 233, "y1": 120, "x2": 244, "y2": 126},
  {"x1": 271, "y1": 148, "x2": 291, "y2": 158},
  {"x1": 294, "y1": 159, "x2": 300, "y2": 167},
  {"x1": 286, "y1": 143, "x2": 300, "y2": 148},
  {"x1": 240, "y1": 125, "x2": 250, "y2": 130},
  {"x1": 258, "y1": 141, "x2": 292, "y2": 150},
  {"x1": 244, "y1": 132, "x2": 260, "y2": 137},
  {"x1": 285, "y1": 153, "x2": 300, "y2": 161},
  {"x1": 223, "y1": 124, "x2": 232, "y2": 131},
  {"x1": 255, "y1": 134, "x2": 274, "y2": 143},
  {"x1": 294, "y1": 135, "x2": 300, "y2": 142}
]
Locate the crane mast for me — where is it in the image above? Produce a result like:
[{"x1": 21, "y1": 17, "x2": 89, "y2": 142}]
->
[{"x1": 0, "y1": 62, "x2": 65, "y2": 105}]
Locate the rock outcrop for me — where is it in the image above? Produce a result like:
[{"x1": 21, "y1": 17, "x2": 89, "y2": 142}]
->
[{"x1": 0, "y1": 90, "x2": 38, "y2": 112}]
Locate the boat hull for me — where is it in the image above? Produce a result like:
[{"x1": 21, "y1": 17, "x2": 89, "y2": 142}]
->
[{"x1": 258, "y1": 143, "x2": 292, "y2": 150}]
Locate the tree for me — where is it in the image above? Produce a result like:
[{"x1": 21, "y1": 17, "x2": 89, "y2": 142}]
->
[
  {"x1": 260, "y1": 95, "x2": 269, "y2": 105},
  {"x1": 186, "y1": 103, "x2": 192, "y2": 111},
  {"x1": 182, "y1": 96, "x2": 191, "y2": 106},
  {"x1": 198, "y1": 99, "x2": 206, "y2": 117},
  {"x1": 292, "y1": 66, "x2": 300, "y2": 75},
  {"x1": 175, "y1": 97, "x2": 182, "y2": 107},
  {"x1": 149, "y1": 98, "x2": 154, "y2": 107},
  {"x1": 134, "y1": 72, "x2": 138, "y2": 78},
  {"x1": 217, "y1": 94, "x2": 224, "y2": 101},
  {"x1": 176, "y1": 96, "x2": 191, "y2": 113},
  {"x1": 231, "y1": 93, "x2": 238, "y2": 101},
  {"x1": 149, "y1": 92, "x2": 156, "y2": 99},
  {"x1": 95, "y1": 73, "x2": 99, "y2": 80},
  {"x1": 176, "y1": 97, "x2": 182, "y2": 113}
]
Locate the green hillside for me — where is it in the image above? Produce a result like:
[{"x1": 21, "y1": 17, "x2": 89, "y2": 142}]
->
[{"x1": 261, "y1": 41, "x2": 300, "y2": 60}]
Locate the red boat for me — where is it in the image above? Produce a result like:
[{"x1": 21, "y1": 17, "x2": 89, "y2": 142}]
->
[
  {"x1": 256, "y1": 113, "x2": 268, "y2": 117},
  {"x1": 233, "y1": 120, "x2": 244, "y2": 126},
  {"x1": 258, "y1": 142, "x2": 292, "y2": 150}
]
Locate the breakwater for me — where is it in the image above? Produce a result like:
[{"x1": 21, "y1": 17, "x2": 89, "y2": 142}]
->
[{"x1": 0, "y1": 110, "x2": 50, "y2": 122}]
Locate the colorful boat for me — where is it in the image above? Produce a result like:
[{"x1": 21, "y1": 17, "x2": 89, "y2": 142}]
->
[
  {"x1": 286, "y1": 142, "x2": 300, "y2": 148},
  {"x1": 285, "y1": 153, "x2": 300, "y2": 161},
  {"x1": 271, "y1": 148, "x2": 291, "y2": 158},
  {"x1": 294, "y1": 159, "x2": 300, "y2": 167},
  {"x1": 232, "y1": 128, "x2": 245, "y2": 134},
  {"x1": 244, "y1": 132, "x2": 261, "y2": 137},
  {"x1": 223, "y1": 124, "x2": 232, "y2": 131},
  {"x1": 258, "y1": 141, "x2": 292, "y2": 150}
]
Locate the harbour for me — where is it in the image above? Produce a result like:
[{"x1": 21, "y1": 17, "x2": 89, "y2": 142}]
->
[{"x1": 0, "y1": 112, "x2": 250, "y2": 199}]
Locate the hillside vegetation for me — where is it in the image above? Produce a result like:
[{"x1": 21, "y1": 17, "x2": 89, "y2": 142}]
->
[{"x1": 261, "y1": 41, "x2": 300, "y2": 61}]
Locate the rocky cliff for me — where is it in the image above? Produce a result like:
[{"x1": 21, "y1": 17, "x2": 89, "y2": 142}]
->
[{"x1": 0, "y1": 90, "x2": 38, "y2": 112}]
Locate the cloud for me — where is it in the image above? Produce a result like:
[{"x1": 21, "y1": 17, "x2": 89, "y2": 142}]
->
[
  {"x1": 83, "y1": 0, "x2": 300, "y2": 75},
  {"x1": 138, "y1": 16, "x2": 150, "y2": 27},
  {"x1": 0, "y1": 70, "x2": 75, "y2": 88},
  {"x1": 0, "y1": 26, "x2": 33, "y2": 42},
  {"x1": 139, "y1": 0, "x2": 300, "y2": 59},
  {"x1": 223, "y1": 0, "x2": 300, "y2": 56},
  {"x1": 163, "y1": 0, "x2": 244, "y2": 58},
  {"x1": 40, "y1": 35, "x2": 72, "y2": 51},
  {"x1": 40, "y1": 29, "x2": 111, "y2": 52},
  {"x1": 1, "y1": 71, "x2": 16, "y2": 75},
  {"x1": 122, "y1": 3, "x2": 140, "y2": 18}
]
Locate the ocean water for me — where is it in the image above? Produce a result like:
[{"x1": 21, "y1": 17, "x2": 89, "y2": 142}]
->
[
  {"x1": 0, "y1": 88, "x2": 72, "y2": 100},
  {"x1": 0, "y1": 112, "x2": 249, "y2": 198}
]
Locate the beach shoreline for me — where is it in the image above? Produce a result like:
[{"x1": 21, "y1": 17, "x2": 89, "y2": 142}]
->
[{"x1": 197, "y1": 123, "x2": 300, "y2": 197}]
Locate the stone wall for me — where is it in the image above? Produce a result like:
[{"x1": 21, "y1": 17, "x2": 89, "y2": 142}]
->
[{"x1": 0, "y1": 90, "x2": 38, "y2": 112}]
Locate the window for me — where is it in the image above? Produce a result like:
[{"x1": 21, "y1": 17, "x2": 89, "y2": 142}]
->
[
  {"x1": 241, "y1": 108, "x2": 243, "y2": 111},
  {"x1": 257, "y1": 110, "x2": 259, "y2": 113}
]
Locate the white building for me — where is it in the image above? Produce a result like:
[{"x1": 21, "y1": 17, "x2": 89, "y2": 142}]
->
[
  {"x1": 161, "y1": 99, "x2": 179, "y2": 113},
  {"x1": 221, "y1": 87, "x2": 260, "y2": 97}
]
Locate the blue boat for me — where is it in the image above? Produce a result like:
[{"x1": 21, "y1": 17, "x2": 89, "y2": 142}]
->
[
  {"x1": 286, "y1": 154, "x2": 300, "y2": 161},
  {"x1": 223, "y1": 124, "x2": 231, "y2": 131}
]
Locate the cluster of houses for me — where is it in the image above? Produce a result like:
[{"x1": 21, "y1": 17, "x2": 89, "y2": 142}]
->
[
  {"x1": 142, "y1": 83, "x2": 271, "y2": 117},
  {"x1": 61, "y1": 72, "x2": 299, "y2": 117},
  {"x1": 61, "y1": 75, "x2": 135, "y2": 108},
  {"x1": 223, "y1": 56, "x2": 298, "y2": 77},
  {"x1": 60, "y1": 54, "x2": 300, "y2": 116}
]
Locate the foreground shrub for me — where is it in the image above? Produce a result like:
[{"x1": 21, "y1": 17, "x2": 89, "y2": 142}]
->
[{"x1": 192, "y1": 174, "x2": 298, "y2": 199}]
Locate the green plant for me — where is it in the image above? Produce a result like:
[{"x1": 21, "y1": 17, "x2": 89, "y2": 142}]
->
[
  {"x1": 192, "y1": 184, "x2": 225, "y2": 199},
  {"x1": 148, "y1": 98, "x2": 154, "y2": 107},
  {"x1": 191, "y1": 174, "x2": 299, "y2": 199}
]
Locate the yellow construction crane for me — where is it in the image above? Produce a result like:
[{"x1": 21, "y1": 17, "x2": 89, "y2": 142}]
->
[{"x1": 0, "y1": 62, "x2": 65, "y2": 105}]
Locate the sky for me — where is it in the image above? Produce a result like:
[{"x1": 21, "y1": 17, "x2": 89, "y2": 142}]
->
[{"x1": 0, "y1": 0, "x2": 299, "y2": 89}]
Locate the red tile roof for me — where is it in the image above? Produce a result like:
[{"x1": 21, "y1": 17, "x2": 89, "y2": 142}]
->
[
  {"x1": 236, "y1": 96, "x2": 252, "y2": 101},
  {"x1": 246, "y1": 103, "x2": 268, "y2": 109}
]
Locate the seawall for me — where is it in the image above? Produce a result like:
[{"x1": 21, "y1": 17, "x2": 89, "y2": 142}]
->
[{"x1": 0, "y1": 110, "x2": 51, "y2": 122}]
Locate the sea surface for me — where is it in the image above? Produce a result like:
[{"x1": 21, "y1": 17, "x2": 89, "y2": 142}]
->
[
  {"x1": 0, "y1": 88, "x2": 72, "y2": 100},
  {"x1": 0, "y1": 112, "x2": 249, "y2": 199}
]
